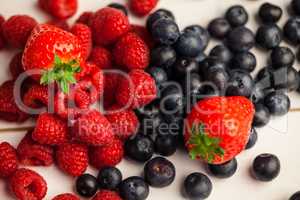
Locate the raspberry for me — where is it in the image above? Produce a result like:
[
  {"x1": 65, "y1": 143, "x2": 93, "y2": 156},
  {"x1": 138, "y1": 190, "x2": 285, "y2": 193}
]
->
[
  {"x1": 130, "y1": 24, "x2": 154, "y2": 49},
  {"x1": 56, "y1": 142, "x2": 88, "y2": 177},
  {"x1": 130, "y1": 0, "x2": 158, "y2": 16},
  {"x1": 9, "y1": 52, "x2": 24, "y2": 79},
  {"x1": 52, "y1": 193, "x2": 80, "y2": 200},
  {"x1": 47, "y1": 19, "x2": 70, "y2": 31},
  {"x1": 76, "y1": 11, "x2": 94, "y2": 26},
  {"x1": 71, "y1": 23, "x2": 92, "y2": 60},
  {"x1": 113, "y1": 32, "x2": 150, "y2": 70},
  {"x1": 89, "y1": 47, "x2": 112, "y2": 69},
  {"x1": 0, "y1": 15, "x2": 5, "y2": 50},
  {"x1": 23, "y1": 84, "x2": 49, "y2": 110},
  {"x1": 103, "y1": 73, "x2": 121, "y2": 108},
  {"x1": 41, "y1": 0, "x2": 78, "y2": 19},
  {"x1": 116, "y1": 70, "x2": 157, "y2": 109},
  {"x1": 2, "y1": 15, "x2": 37, "y2": 48},
  {"x1": 89, "y1": 137, "x2": 124, "y2": 169},
  {"x1": 90, "y1": 7, "x2": 130, "y2": 46},
  {"x1": 0, "y1": 142, "x2": 18, "y2": 178},
  {"x1": 17, "y1": 132, "x2": 54, "y2": 166},
  {"x1": 10, "y1": 168, "x2": 47, "y2": 200},
  {"x1": 92, "y1": 190, "x2": 122, "y2": 200}
]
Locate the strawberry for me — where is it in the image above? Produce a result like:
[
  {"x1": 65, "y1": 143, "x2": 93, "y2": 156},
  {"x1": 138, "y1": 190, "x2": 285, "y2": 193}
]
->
[
  {"x1": 71, "y1": 23, "x2": 92, "y2": 60},
  {"x1": 130, "y1": 24, "x2": 154, "y2": 49},
  {"x1": 184, "y1": 96, "x2": 255, "y2": 164},
  {"x1": 0, "y1": 15, "x2": 5, "y2": 26},
  {"x1": 23, "y1": 84, "x2": 49, "y2": 110},
  {"x1": 92, "y1": 190, "x2": 122, "y2": 200},
  {"x1": 23, "y1": 24, "x2": 83, "y2": 93},
  {"x1": 89, "y1": 47, "x2": 112, "y2": 69},
  {"x1": 52, "y1": 193, "x2": 80, "y2": 200},
  {"x1": 0, "y1": 142, "x2": 18, "y2": 178},
  {"x1": 113, "y1": 32, "x2": 150, "y2": 71},
  {"x1": 40, "y1": 0, "x2": 78, "y2": 19},
  {"x1": 9, "y1": 52, "x2": 24, "y2": 80},
  {"x1": 73, "y1": 110, "x2": 114, "y2": 146},
  {"x1": 56, "y1": 142, "x2": 88, "y2": 177},
  {"x1": 89, "y1": 137, "x2": 124, "y2": 169},
  {"x1": 2, "y1": 15, "x2": 37, "y2": 48},
  {"x1": 9, "y1": 168, "x2": 47, "y2": 200},
  {"x1": 47, "y1": 19, "x2": 70, "y2": 31},
  {"x1": 76, "y1": 11, "x2": 94, "y2": 26},
  {"x1": 116, "y1": 70, "x2": 157, "y2": 109},
  {"x1": 90, "y1": 7, "x2": 130, "y2": 46},
  {"x1": 32, "y1": 113, "x2": 69, "y2": 145},
  {"x1": 129, "y1": 0, "x2": 158, "y2": 16}
]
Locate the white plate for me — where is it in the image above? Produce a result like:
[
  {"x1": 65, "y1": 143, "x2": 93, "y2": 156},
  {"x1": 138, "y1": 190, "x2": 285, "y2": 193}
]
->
[{"x1": 0, "y1": 0, "x2": 300, "y2": 199}]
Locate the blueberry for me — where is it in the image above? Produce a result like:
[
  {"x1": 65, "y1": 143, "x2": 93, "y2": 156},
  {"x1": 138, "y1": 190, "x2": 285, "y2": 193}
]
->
[
  {"x1": 125, "y1": 134, "x2": 154, "y2": 163},
  {"x1": 227, "y1": 26, "x2": 255, "y2": 53},
  {"x1": 230, "y1": 51, "x2": 257, "y2": 72},
  {"x1": 194, "y1": 51, "x2": 207, "y2": 63},
  {"x1": 136, "y1": 101, "x2": 160, "y2": 120},
  {"x1": 290, "y1": 191, "x2": 300, "y2": 200},
  {"x1": 144, "y1": 157, "x2": 176, "y2": 188},
  {"x1": 155, "y1": 134, "x2": 177, "y2": 156},
  {"x1": 181, "y1": 73, "x2": 202, "y2": 97},
  {"x1": 226, "y1": 5, "x2": 248, "y2": 27},
  {"x1": 273, "y1": 66, "x2": 300, "y2": 91},
  {"x1": 209, "y1": 45, "x2": 233, "y2": 64},
  {"x1": 252, "y1": 153, "x2": 280, "y2": 182},
  {"x1": 175, "y1": 31, "x2": 204, "y2": 57},
  {"x1": 151, "y1": 18, "x2": 180, "y2": 45},
  {"x1": 184, "y1": 173, "x2": 212, "y2": 199},
  {"x1": 264, "y1": 91, "x2": 290, "y2": 116},
  {"x1": 292, "y1": 0, "x2": 300, "y2": 16},
  {"x1": 250, "y1": 84, "x2": 267, "y2": 104},
  {"x1": 205, "y1": 65, "x2": 229, "y2": 94},
  {"x1": 283, "y1": 17, "x2": 300, "y2": 45},
  {"x1": 226, "y1": 70, "x2": 254, "y2": 97},
  {"x1": 208, "y1": 18, "x2": 231, "y2": 39},
  {"x1": 200, "y1": 57, "x2": 227, "y2": 73},
  {"x1": 150, "y1": 45, "x2": 176, "y2": 68},
  {"x1": 161, "y1": 85, "x2": 185, "y2": 113},
  {"x1": 108, "y1": 3, "x2": 128, "y2": 15},
  {"x1": 271, "y1": 46, "x2": 295, "y2": 69},
  {"x1": 253, "y1": 103, "x2": 271, "y2": 128},
  {"x1": 97, "y1": 167, "x2": 122, "y2": 190},
  {"x1": 160, "y1": 113, "x2": 184, "y2": 139},
  {"x1": 147, "y1": 66, "x2": 168, "y2": 87},
  {"x1": 139, "y1": 113, "x2": 163, "y2": 141},
  {"x1": 256, "y1": 24, "x2": 282, "y2": 50},
  {"x1": 207, "y1": 158, "x2": 238, "y2": 178},
  {"x1": 258, "y1": 3, "x2": 282, "y2": 24},
  {"x1": 76, "y1": 174, "x2": 98, "y2": 198},
  {"x1": 119, "y1": 177, "x2": 149, "y2": 200},
  {"x1": 173, "y1": 57, "x2": 199, "y2": 79},
  {"x1": 146, "y1": 9, "x2": 175, "y2": 31},
  {"x1": 184, "y1": 25, "x2": 210, "y2": 50},
  {"x1": 246, "y1": 128, "x2": 258, "y2": 150},
  {"x1": 255, "y1": 67, "x2": 273, "y2": 89}
]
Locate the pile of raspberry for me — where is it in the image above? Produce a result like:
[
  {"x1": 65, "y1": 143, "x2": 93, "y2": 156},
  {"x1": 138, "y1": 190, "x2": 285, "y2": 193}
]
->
[{"x1": 0, "y1": 0, "x2": 158, "y2": 199}]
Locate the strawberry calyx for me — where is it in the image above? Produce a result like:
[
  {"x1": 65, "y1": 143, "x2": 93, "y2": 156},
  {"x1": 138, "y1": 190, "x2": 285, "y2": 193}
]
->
[
  {"x1": 40, "y1": 55, "x2": 81, "y2": 94},
  {"x1": 188, "y1": 123, "x2": 225, "y2": 164}
]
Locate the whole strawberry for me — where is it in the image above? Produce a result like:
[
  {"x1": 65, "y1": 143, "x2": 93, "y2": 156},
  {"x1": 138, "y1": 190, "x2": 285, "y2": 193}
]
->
[
  {"x1": 92, "y1": 190, "x2": 122, "y2": 200},
  {"x1": 52, "y1": 193, "x2": 80, "y2": 200},
  {"x1": 2, "y1": 15, "x2": 37, "y2": 48},
  {"x1": 185, "y1": 96, "x2": 254, "y2": 164},
  {"x1": 9, "y1": 52, "x2": 24, "y2": 79},
  {"x1": 71, "y1": 23, "x2": 92, "y2": 60},
  {"x1": 32, "y1": 113, "x2": 68, "y2": 145},
  {"x1": 89, "y1": 137, "x2": 124, "y2": 169},
  {"x1": 89, "y1": 47, "x2": 112, "y2": 69},
  {"x1": 23, "y1": 84, "x2": 49, "y2": 110},
  {"x1": 0, "y1": 142, "x2": 18, "y2": 178},
  {"x1": 90, "y1": 7, "x2": 130, "y2": 46},
  {"x1": 56, "y1": 142, "x2": 88, "y2": 177},
  {"x1": 113, "y1": 32, "x2": 150, "y2": 70},
  {"x1": 39, "y1": 0, "x2": 78, "y2": 19},
  {"x1": 10, "y1": 168, "x2": 47, "y2": 200},
  {"x1": 76, "y1": 11, "x2": 94, "y2": 26},
  {"x1": 130, "y1": 0, "x2": 158, "y2": 16},
  {"x1": 116, "y1": 70, "x2": 157, "y2": 109}
]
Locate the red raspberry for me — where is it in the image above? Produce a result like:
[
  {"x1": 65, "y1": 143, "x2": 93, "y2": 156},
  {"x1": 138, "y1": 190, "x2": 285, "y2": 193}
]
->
[
  {"x1": 103, "y1": 73, "x2": 121, "y2": 108},
  {"x1": 0, "y1": 15, "x2": 5, "y2": 49},
  {"x1": 90, "y1": 7, "x2": 130, "y2": 46},
  {"x1": 23, "y1": 84, "x2": 49, "y2": 110},
  {"x1": 47, "y1": 19, "x2": 70, "y2": 31},
  {"x1": 56, "y1": 142, "x2": 88, "y2": 177},
  {"x1": 52, "y1": 193, "x2": 80, "y2": 200},
  {"x1": 73, "y1": 110, "x2": 114, "y2": 146},
  {"x1": 113, "y1": 32, "x2": 150, "y2": 70},
  {"x1": 10, "y1": 168, "x2": 47, "y2": 200},
  {"x1": 89, "y1": 137, "x2": 124, "y2": 169},
  {"x1": 130, "y1": 24, "x2": 154, "y2": 49},
  {"x1": 106, "y1": 105, "x2": 139, "y2": 140},
  {"x1": 0, "y1": 142, "x2": 18, "y2": 178},
  {"x1": 32, "y1": 113, "x2": 69, "y2": 145},
  {"x1": 130, "y1": 0, "x2": 158, "y2": 16},
  {"x1": 71, "y1": 23, "x2": 92, "y2": 60},
  {"x1": 116, "y1": 70, "x2": 157, "y2": 109},
  {"x1": 2, "y1": 15, "x2": 37, "y2": 48},
  {"x1": 0, "y1": 15, "x2": 5, "y2": 25},
  {"x1": 92, "y1": 190, "x2": 122, "y2": 200},
  {"x1": 40, "y1": 0, "x2": 78, "y2": 19},
  {"x1": 76, "y1": 11, "x2": 94, "y2": 26},
  {"x1": 89, "y1": 47, "x2": 112, "y2": 69},
  {"x1": 17, "y1": 132, "x2": 54, "y2": 166},
  {"x1": 9, "y1": 52, "x2": 24, "y2": 79},
  {"x1": 38, "y1": 0, "x2": 50, "y2": 12}
]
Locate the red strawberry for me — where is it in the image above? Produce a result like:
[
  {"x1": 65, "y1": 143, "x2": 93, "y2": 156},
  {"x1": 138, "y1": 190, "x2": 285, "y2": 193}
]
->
[
  {"x1": 32, "y1": 113, "x2": 68, "y2": 145},
  {"x1": 17, "y1": 132, "x2": 54, "y2": 166},
  {"x1": 0, "y1": 15, "x2": 5, "y2": 25},
  {"x1": 9, "y1": 52, "x2": 24, "y2": 79},
  {"x1": 130, "y1": 24, "x2": 154, "y2": 49},
  {"x1": 56, "y1": 142, "x2": 88, "y2": 177},
  {"x1": 23, "y1": 24, "x2": 83, "y2": 93},
  {"x1": 47, "y1": 19, "x2": 70, "y2": 31},
  {"x1": 92, "y1": 190, "x2": 122, "y2": 200},
  {"x1": 40, "y1": 0, "x2": 78, "y2": 19},
  {"x1": 89, "y1": 47, "x2": 112, "y2": 69},
  {"x1": 116, "y1": 70, "x2": 157, "y2": 109},
  {"x1": 90, "y1": 7, "x2": 130, "y2": 46},
  {"x1": 130, "y1": 0, "x2": 158, "y2": 16},
  {"x1": 76, "y1": 11, "x2": 94, "y2": 26},
  {"x1": 2, "y1": 15, "x2": 37, "y2": 48},
  {"x1": 73, "y1": 110, "x2": 114, "y2": 146},
  {"x1": 184, "y1": 96, "x2": 255, "y2": 164},
  {"x1": 10, "y1": 168, "x2": 47, "y2": 200},
  {"x1": 23, "y1": 84, "x2": 49, "y2": 110},
  {"x1": 113, "y1": 32, "x2": 150, "y2": 71},
  {"x1": 52, "y1": 193, "x2": 80, "y2": 200},
  {"x1": 0, "y1": 142, "x2": 18, "y2": 178},
  {"x1": 71, "y1": 23, "x2": 92, "y2": 60},
  {"x1": 89, "y1": 137, "x2": 124, "y2": 169}
]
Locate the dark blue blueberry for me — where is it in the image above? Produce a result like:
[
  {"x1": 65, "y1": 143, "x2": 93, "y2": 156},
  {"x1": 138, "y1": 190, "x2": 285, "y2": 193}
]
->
[
  {"x1": 230, "y1": 51, "x2": 256, "y2": 72},
  {"x1": 259, "y1": 3, "x2": 282, "y2": 24},
  {"x1": 226, "y1": 5, "x2": 248, "y2": 27},
  {"x1": 227, "y1": 70, "x2": 254, "y2": 97},
  {"x1": 255, "y1": 67, "x2": 273, "y2": 89},
  {"x1": 76, "y1": 174, "x2": 98, "y2": 198},
  {"x1": 194, "y1": 51, "x2": 207, "y2": 63},
  {"x1": 184, "y1": 173, "x2": 212, "y2": 199},
  {"x1": 175, "y1": 31, "x2": 204, "y2": 57},
  {"x1": 173, "y1": 57, "x2": 199, "y2": 79},
  {"x1": 264, "y1": 91, "x2": 290, "y2": 116},
  {"x1": 207, "y1": 158, "x2": 238, "y2": 179},
  {"x1": 253, "y1": 103, "x2": 271, "y2": 128},
  {"x1": 208, "y1": 18, "x2": 231, "y2": 39},
  {"x1": 273, "y1": 66, "x2": 300, "y2": 91},
  {"x1": 283, "y1": 17, "x2": 300, "y2": 45},
  {"x1": 290, "y1": 191, "x2": 300, "y2": 200},
  {"x1": 246, "y1": 128, "x2": 258, "y2": 150},
  {"x1": 250, "y1": 84, "x2": 267, "y2": 104},
  {"x1": 227, "y1": 26, "x2": 255, "y2": 53},
  {"x1": 97, "y1": 167, "x2": 122, "y2": 190},
  {"x1": 151, "y1": 18, "x2": 180, "y2": 45},
  {"x1": 292, "y1": 0, "x2": 300, "y2": 16},
  {"x1": 146, "y1": 9, "x2": 175, "y2": 31},
  {"x1": 147, "y1": 66, "x2": 168, "y2": 88},
  {"x1": 119, "y1": 177, "x2": 149, "y2": 200},
  {"x1": 184, "y1": 25, "x2": 210, "y2": 50},
  {"x1": 155, "y1": 134, "x2": 177, "y2": 157},
  {"x1": 108, "y1": 3, "x2": 128, "y2": 15},
  {"x1": 200, "y1": 57, "x2": 227, "y2": 74},
  {"x1": 252, "y1": 153, "x2": 280, "y2": 182},
  {"x1": 161, "y1": 85, "x2": 185, "y2": 113},
  {"x1": 271, "y1": 46, "x2": 295, "y2": 69},
  {"x1": 209, "y1": 45, "x2": 233, "y2": 64},
  {"x1": 256, "y1": 24, "x2": 282, "y2": 50},
  {"x1": 150, "y1": 45, "x2": 176, "y2": 68}
]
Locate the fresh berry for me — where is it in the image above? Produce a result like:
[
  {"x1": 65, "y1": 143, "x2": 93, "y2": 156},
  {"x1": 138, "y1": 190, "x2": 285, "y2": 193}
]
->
[
  {"x1": 71, "y1": 23, "x2": 92, "y2": 60},
  {"x1": 208, "y1": 18, "x2": 231, "y2": 39},
  {"x1": 119, "y1": 176, "x2": 150, "y2": 200},
  {"x1": 89, "y1": 137, "x2": 124, "y2": 169},
  {"x1": 246, "y1": 128, "x2": 258, "y2": 150},
  {"x1": 226, "y1": 26, "x2": 255, "y2": 53},
  {"x1": 103, "y1": 73, "x2": 121, "y2": 108},
  {"x1": 89, "y1": 47, "x2": 112, "y2": 69},
  {"x1": 23, "y1": 84, "x2": 49, "y2": 110},
  {"x1": 151, "y1": 18, "x2": 180, "y2": 45},
  {"x1": 290, "y1": 191, "x2": 300, "y2": 200},
  {"x1": 130, "y1": 24, "x2": 154, "y2": 49},
  {"x1": 252, "y1": 153, "x2": 281, "y2": 182},
  {"x1": 47, "y1": 19, "x2": 70, "y2": 31},
  {"x1": 253, "y1": 103, "x2": 271, "y2": 128},
  {"x1": 52, "y1": 193, "x2": 80, "y2": 200},
  {"x1": 209, "y1": 45, "x2": 233, "y2": 64},
  {"x1": 230, "y1": 51, "x2": 257, "y2": 72},
  {"x1": 41, "y1": 0, "x2": 78, "y2": 19},
  {"x1": 226, "y1": 70, "x2": 254, "y2": 97},
  {"x1": 150, "y1": 45, "x2": 176, "y2": 68},
  {"x1": 130, "y1": 0, "x2": 158, "y2": 16},
  {"x1": 97, "y1": 166, "x2": 122, "y2": 190},
  {"x1": 160, "y1": 85, "x2": 184, "y2": 113},
  {"x1": 194, "y1": 51, "x2": 207, "y2": 64},
  {"x1": 9, "y1": 52, "x2": 24, "y2": 79},
  {"x1": 155, "y1": 134, "x2": 177, "y2": 157},
  {"x1": 114, "y1": 32, "x2": 150, "y2": 70},
  {"x1": 92, "y1": 190, "x2": 122, "y2": 200},
  {"x1": 207, "y1": 158, "x2": 238, "y2": 178},
  {"x1": 184, "y1": 172, "x2": 212, "y2": 200},
  {"x1": 273, "y1": 67, "x2": 300, "y2": 91},
  {"x1": 283, "y1": 17, "x2": 300, "y2": 45},
  {"x1": 147, "y1": 66, "x2": 168, "y2": 88},
  {"x1": 256, "y1": 24, "x2": 282, "y2": 50},
  {"x1": 226, "y1": 5, "x2": 248, "y2": 27},
  {"x1": 255, "y1": 67, "x2": 273, "y2": 89},
  {"x1": 0, "y1": 142, "x2": 18, "y2": 178},
  {"x1": 250, "y1": 84, "x2": 267, "y2": 104},
  {"x1": 76, "y1": 11, "x2": 94, "y2": 25},
  {"x1": 146, "y1": 8, "x2": 175, "y2": 30},
  {"x1": 292, "y1": 0, "x2": 300, "y2": 15},
  {"x1": 175, "y1": 31, "x2": 204, "y2": 57},
  {"x1": 264, "y1": 91, "x2": 290, "y2": 116},
  {"x1": 184, "y1": 25, "x2": 210, "y2": 50},
  {"x1": 76, "y1": 174, "x2": 98, "y2": 198},
  {"x1": 259, "y1": 3, "x2": 282, "y2": 24},
  {"x1": 173, "y1": 57, "x2": 199, "y2": 79},
  {"x1": 9, "y1": 168, "x2": 47, "y2": 200},
  {"x1": 90, "y1": 7, "x2": 130, "y2": 46},
  {"x1": 2, "y1": 15, "x2": 37, "y2": 48},
  {"x1": 108, "y1": 3, "x2": 128, "y2": 16},
  {"x1": 56, "y1": 142, "x2": 88, "y2": 176},
  {"x1": 271, "y1": 46, "x2": 295, "y2": 69}
]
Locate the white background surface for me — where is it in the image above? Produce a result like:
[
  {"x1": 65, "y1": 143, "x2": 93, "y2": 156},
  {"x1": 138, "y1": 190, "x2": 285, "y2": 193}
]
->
[{"x1": 0, "y1": 0, "x2": 300, "y2": 199}]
